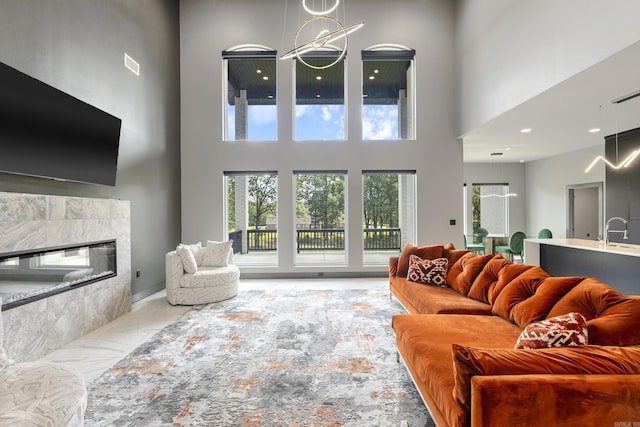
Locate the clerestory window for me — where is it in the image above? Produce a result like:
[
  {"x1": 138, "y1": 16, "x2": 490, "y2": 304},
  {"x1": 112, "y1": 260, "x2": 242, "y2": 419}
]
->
[
  {"x1": 223, "y1": 47, "x2": 277, "y2": 141},
  {"x1": 362, "y1": 46, "x2": 415, "y2": 140},
  {"x1": 295, "y1": 52, "x2": 346, "y2": 141}
]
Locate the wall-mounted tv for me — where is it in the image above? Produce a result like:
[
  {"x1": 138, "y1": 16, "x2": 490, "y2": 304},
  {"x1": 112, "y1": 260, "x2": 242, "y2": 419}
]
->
[{"x1": 0, "y1": 62, "x2": 121, "y2": 186}]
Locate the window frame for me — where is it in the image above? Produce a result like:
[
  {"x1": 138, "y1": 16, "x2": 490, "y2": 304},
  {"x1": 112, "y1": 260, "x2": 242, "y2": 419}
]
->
[{"x1": 361, "y1": 46, "x2": 416, "y2": 141}]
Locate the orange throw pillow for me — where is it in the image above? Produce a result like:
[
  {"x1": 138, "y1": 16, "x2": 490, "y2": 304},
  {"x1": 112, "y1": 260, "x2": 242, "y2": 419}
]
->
[
  {"x1": 467, "y1": 255, "x2": 511, "y2": 303},
  {"x1": 396, "y1": 243, "x2": 444, "y2": 277},
  {"x1": 450, "y1": 253, "x2": 493, "y2": 296}
]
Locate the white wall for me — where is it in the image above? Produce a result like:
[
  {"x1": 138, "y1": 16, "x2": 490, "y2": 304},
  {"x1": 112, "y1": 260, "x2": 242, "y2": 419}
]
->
[
  {"x1": 463, "y1": 163, "x2": 526, "y2": 236},
  {"x1": 525, "y1": 145, "x2": 605, "y2": 238},
  {"x1": 179, "y1": 0, "x2": 461, "y2": 275},
  {"x1": 456, "y1": 0, "x2": 640, "y2": 136}
]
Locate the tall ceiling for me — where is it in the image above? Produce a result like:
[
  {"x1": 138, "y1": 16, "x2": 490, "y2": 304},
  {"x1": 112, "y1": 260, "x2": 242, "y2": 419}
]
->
[{"x1": 462, "y1": 41, "x2": 640, "y2": 164}]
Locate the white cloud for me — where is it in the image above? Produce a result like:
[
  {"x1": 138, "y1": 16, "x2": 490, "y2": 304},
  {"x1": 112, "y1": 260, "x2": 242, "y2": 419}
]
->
[
  {"x1": 249, "y1": 105, "x2": 277, "y2": 125},
  {"x1": 296, "y1": 105, "x2": 313, "y2": 118},
  {"x1": 363, "y1": 105, "x2": 398, "y2": 140}
]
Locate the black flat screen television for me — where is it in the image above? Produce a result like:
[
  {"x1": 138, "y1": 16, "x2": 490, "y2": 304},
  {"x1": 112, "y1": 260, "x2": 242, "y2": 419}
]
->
[{"x1": 0, "y1": 62, "x2": 121, "y2": 186}]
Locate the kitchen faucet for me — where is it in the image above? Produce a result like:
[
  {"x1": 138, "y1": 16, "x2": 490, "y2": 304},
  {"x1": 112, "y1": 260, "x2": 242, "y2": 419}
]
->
[{"x1": 605, "y1": 216, "x2": 629, "y2": 245}]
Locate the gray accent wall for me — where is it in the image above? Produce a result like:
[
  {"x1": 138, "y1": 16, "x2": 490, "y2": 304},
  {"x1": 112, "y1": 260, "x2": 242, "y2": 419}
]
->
[
  {"x1": 180, "y1": 0, "x2": 462, "y2": 275},
  {"x1": 0, "y1": 0, "x2": 181, "y2": 301}
]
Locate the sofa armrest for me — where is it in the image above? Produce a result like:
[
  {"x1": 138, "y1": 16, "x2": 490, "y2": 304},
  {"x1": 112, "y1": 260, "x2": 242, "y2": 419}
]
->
[
  {"x1": 471, "y1": 374, "x2": 640, "y2": 427},
  {"x1": 389, "y1": 256, "x2": 399, "y2": 278},
  {"x1": 165, "y1": 251, "x2": 185, "y2": 293}
]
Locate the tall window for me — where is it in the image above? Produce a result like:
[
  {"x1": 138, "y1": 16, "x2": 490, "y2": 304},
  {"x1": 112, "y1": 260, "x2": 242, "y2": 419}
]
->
[
  {"x1": 471, "y1": 184, "x2": 510, "y2": 237},
  {"x1": 362, "y1": 46, "x2": 415, "y2": 140},
  {"x1": 223, "y1": 47, "x2": 277, "y2": 141},
  {"x1": 225, "y1": 172, "x2": 278, "y2": 266},
  {"x1": 294, "y1": 171, "x2": 347, "y2": 265},
  {"x1": 295, "y1": 53, "x2": 345, "y2": 140},
  {"x1": 362, "y1": 171, "x2": 416, "y2": 264}
]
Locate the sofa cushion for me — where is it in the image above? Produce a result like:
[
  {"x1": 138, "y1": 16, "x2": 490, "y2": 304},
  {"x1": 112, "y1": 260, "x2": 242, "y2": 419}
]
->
[
  {"x1": 201, "y1": 240, "x2": 232, "y2": 267},
  {"x1": 450, "y1": 254, "x2": 493, "y2": 296},
  {"x1": 467, "y1": 255, "x2": 511, "y2": 303},
  {"x1": 176, "y1": 244, "x2": 198, "y2": 274},
  {"x1": 451, "y1": 344, "x2": 640, "y2": 412},
  {"x1": 546, "y1": 278, "x2": 640, "y2": 346},
  {"x1": 493, "y1": 276, "x2": 585, "y2": 327},
  {"x1": 445, "y1": 251, "x2": 475, "y2": 287},
  {"x1": 397, "y1": 244, "x2": 445, "y2": 278},
  {"x1": 392, "y1": 314, "x2": 522, "y2": 427},
  {"x1": 444, "y1": 247, "x2": 473, "y2": 267},
  {"x1": 487, "y1": 264, "x2": 545, "y2": 305},
  {"x1": 515, "y1": 312, "x2": 588, "y2": 349},
  {"x1": 180, "y1": 265, "x2": 240, "y2": 288},
  {"x1": 391, "y1": 277, "x2": 493, "y2": 315},
  {"x1": 407, "y1": 255, "x2": 449, "y2": 286}
]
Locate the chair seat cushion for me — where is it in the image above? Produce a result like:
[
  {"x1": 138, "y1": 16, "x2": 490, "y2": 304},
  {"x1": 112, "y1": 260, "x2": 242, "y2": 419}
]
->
[
  {"x1": 0, "y1": 361, "x2": 87, "y2": 427},
  {"x1": 180, "y1": 265, "x2": 240, "y2": 288}
]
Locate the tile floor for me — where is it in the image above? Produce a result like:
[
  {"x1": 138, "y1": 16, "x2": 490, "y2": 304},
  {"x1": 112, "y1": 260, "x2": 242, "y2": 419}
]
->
[{"x1": 39, "y1": 278, "x2": 390, "y2": 383}]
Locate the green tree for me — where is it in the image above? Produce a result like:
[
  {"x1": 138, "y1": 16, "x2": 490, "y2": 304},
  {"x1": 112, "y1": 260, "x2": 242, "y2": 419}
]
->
[
  {"x1": 363, "y1": 174, "x2": 398, "y2": 229},
  {"x1": 296, "y1": 174, "x2": 344, "y2": 229},
  {"x1": 248, "y1": 175, "x2": 277, "y2": 229}
]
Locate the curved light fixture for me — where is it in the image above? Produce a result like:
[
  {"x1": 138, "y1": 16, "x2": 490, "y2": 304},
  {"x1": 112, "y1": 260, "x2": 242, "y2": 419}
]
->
[
  {"x1": 479, "y1": 193, "x2": 518, "y2": 198},
  {"x1": 281, "y1": 0, "x2": 364, "y2": 69},
  {"x1": 584, "y1": 150, "x2": 640, "y2": 173},
  {"x1": 585, "y1": 90, "x2": 640, "y2": 173},
  {"x1": 302, "y1": 0, "x2": 340, "y2": 16}
]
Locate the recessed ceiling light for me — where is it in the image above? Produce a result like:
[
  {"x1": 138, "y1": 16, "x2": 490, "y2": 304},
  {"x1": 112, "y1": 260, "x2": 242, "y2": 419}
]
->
[
  {"x1": 589, "y1": 128, "x2": 601, "y2": 133},
  {"x1": 369, "y1": 76, "x2": 375, "y2": 80},
  {"x1": 256, "y1": 69, "x2": 262, "y2": 74},
  {"x1": 268, "y1": 95, "x2": 273, "y2": 99},
  {"x1": 316, "y1": 94, "x2": 321, "y2": 98},
  {"x1": 520, "y1": 128, "x2": 532, "y2": 133},
  {"x1": 262, "y1": 76, "x2": 269, "y2": 80},
  {"x1": 316, "y1": 76, "x2": 322, "y2": 80},
  {"x1": 374, "y1": 69, "x2": 379, "y2": 74}
]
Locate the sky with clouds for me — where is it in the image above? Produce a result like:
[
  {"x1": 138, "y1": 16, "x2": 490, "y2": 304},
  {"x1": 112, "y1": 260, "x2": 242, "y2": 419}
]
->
[{"x1": 228, "y1": 103, "x2": 398, "y2": 141}]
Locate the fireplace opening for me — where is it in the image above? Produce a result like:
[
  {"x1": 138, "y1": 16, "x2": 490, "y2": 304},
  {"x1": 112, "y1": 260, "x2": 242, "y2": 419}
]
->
[{"x1": 0, "y1": 240, "x2": 117, "y2": 310}]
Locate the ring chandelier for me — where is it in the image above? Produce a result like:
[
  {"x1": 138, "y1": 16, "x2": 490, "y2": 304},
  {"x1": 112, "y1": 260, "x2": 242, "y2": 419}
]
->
[{"x1": 280, "y1": 0, "x2": 364, "y2": 70}]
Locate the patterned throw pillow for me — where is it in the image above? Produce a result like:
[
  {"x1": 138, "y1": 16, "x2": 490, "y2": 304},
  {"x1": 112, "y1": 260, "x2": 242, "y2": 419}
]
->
[
  {"x1": 407, "y1": 254, "x2": 449, "y2": 286},
  {"x1": 176, "y1": 244, "x2": 198, "y2": 274},
  {"x1": 201, "y1": 240, "x2": 233, "y2": 267},
  {"x1": 515, "y1": 312, "x2": 588, "y2": 349}
]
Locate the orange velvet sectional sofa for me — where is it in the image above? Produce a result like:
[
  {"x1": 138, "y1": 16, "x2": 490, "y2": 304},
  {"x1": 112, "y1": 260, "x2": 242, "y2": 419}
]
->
[{"x1": 389, "y1": 243, "x2": 640, "y2": 427}]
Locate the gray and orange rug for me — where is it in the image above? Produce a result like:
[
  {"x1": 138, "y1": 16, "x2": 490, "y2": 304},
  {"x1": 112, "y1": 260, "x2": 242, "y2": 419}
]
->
[{"x1": 85, "y1": 289, "x2": 434, "y2": 426}]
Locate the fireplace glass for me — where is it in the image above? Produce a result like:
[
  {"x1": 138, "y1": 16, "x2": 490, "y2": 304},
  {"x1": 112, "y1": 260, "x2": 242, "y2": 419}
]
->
[{"x1": 0, "y1": 240, "x2": 116, "y2": 310}]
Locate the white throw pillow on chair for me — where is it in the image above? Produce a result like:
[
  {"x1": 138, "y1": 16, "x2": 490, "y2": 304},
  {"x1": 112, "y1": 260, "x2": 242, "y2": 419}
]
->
[
  {"x1": 176, "y1": 244, "x2": 198, "y2": 273},
  {"x1": 201, "y1": 240, "x2": 233, "y2": 267}
]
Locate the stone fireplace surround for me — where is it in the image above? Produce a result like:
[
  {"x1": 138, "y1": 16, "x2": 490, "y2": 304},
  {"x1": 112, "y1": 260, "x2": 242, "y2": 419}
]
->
[{"x1": 0, "y1": 192, "x2": 131, "y2": 362}]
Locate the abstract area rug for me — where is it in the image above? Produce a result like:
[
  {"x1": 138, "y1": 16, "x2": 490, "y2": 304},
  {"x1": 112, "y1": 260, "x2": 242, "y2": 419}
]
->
[{"x1": 85, "y1": 290, "x2": 434, "y2": 426}]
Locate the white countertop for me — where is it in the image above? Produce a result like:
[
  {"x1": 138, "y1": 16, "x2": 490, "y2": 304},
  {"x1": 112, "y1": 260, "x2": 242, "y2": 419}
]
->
[{"x1": 526, "y1": 238, "x2": 640, "y2": 258}]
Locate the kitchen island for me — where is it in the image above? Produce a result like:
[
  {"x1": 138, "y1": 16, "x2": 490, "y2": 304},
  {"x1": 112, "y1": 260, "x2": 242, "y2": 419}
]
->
[{"x1": 524, "y1": 238, "x2": 640, "y2": 295}]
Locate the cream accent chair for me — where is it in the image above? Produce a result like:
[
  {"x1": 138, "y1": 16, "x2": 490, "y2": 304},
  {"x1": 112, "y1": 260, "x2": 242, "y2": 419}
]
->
[
  {"x1": 0, "y1": 298, "x2": 87, "y2": 426},
  {"x1": 165, "y1": 241, "x2": 240, "y2": 305}
]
